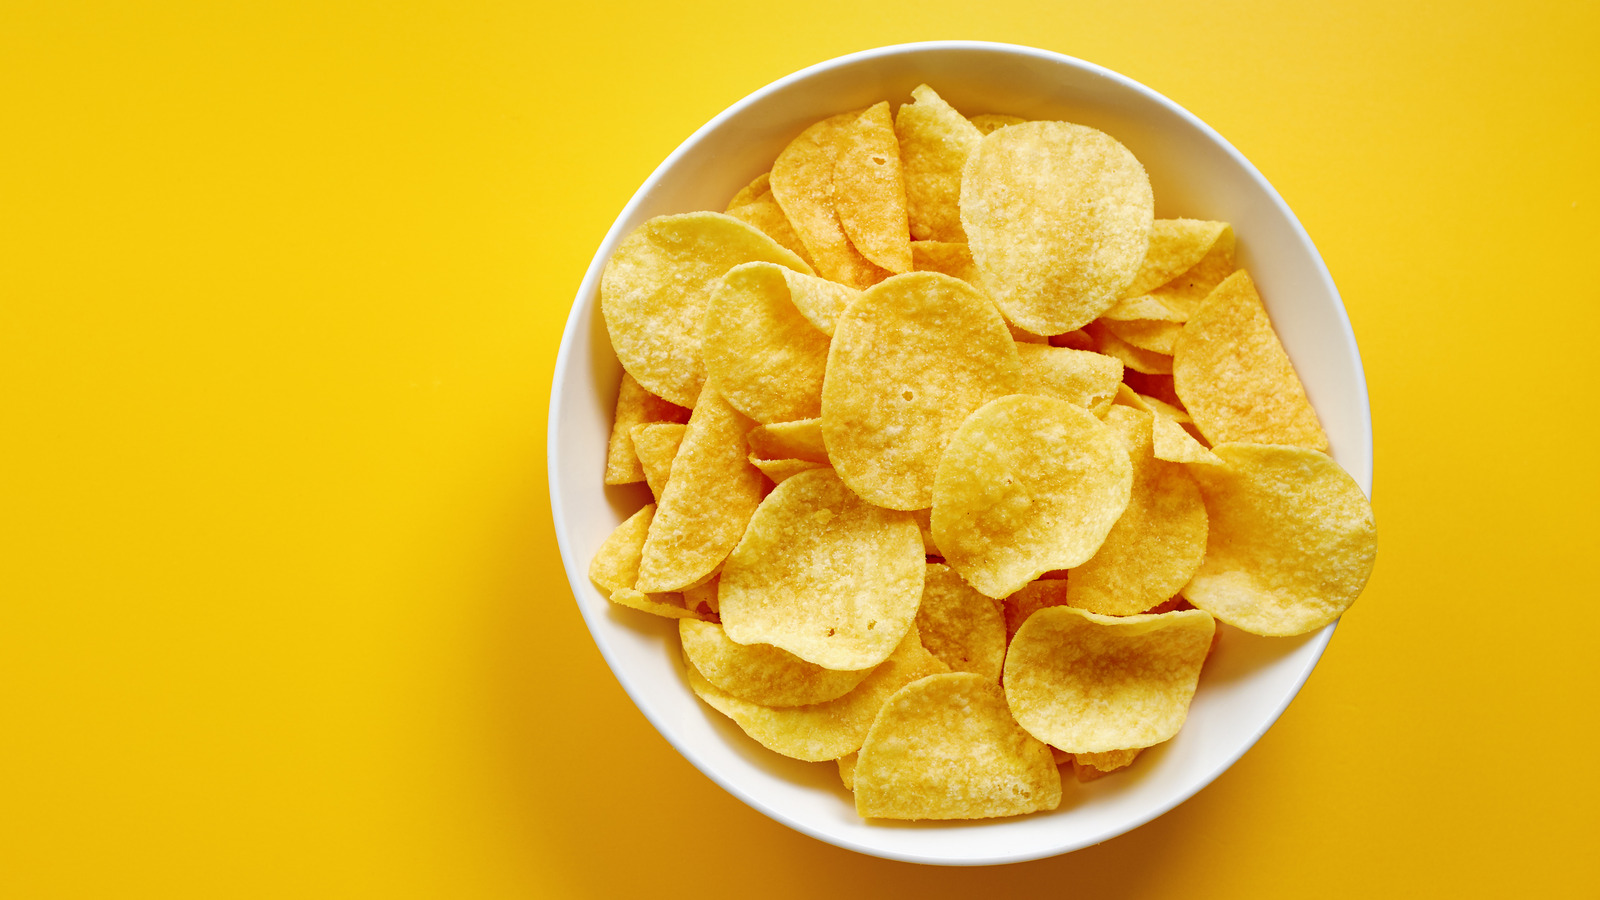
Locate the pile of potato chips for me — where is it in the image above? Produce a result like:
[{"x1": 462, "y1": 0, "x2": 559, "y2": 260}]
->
[{"x1": 589, "y1": 85, "x2": 1377, "y2": 821}]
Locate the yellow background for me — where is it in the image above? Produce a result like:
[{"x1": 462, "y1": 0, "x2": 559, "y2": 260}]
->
[{"x1": 3, "y1": 1, "x2": 1596, "y2": 896}]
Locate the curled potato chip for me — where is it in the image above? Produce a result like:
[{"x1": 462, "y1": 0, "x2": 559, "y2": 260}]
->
[
  {"x1": 1071, "y1": 748, "x2": 1141, "y2": 782},
  {"x1": 961, "y1": 121, "x2": 1154, "y2": 335},
  {"x1": 1103, "y1": 317, "x2": 1183, "y2": 355},
  {"x1": 1015, "y1": 343, "x2": 1123, "y2": 415},
  {"x1": 750, "y1": 457, "x2": 826, "y2": 484},
  {"x1": 1066, "y1": 407, "x2": 1208, "y2": 616},
  {"x1": 679, "y1": 619, "x2": 870, "y2": 707},
  {"x1": 1004, "y1": 606, "x2": 1215, "y2": 752},
  {"x1": 1087, "y1": 321, "x2": 1172, "y2": 375},
  {"x1": 1172, "y1": 270, "x2": 1328, "y2": 450},
  {"x1": 601, "y1": 212, "x2": 812, "y2": 408},
  {"x1": 837, "y1": 752, "x2": 858, "y2": 791},
  {"x1": 702, "y1": 262, "x2": 831, "y2": 424},
  {"x1": 770, "y1": 110, "x2": 891, "y2": 289},
  {"x1": 1121, "y1": 219, "x2": 1231, "y2": 298},
  {"x1": 725, "y1": 171, "x2": 772, "y2": 211},
  {"x1": 854, "y1": 672, "x2": 1061, "y2": 820},
  {"x1": 1143, "y1": 224, "x2": 1236, "y2": 320},
  {"x1": 610, "y1": 586, "x2": 704, "y2": 620},
  {"x1": 823, "y1": 272, "x2": 1020, "y2": 510},
  {"x1": 896, "y1": 85, "x2": 983, "y2": 242},
  {"x1": 1184, "y1": 443, "x2": 1377, "y2": 636},
  {"x1": 773, "y1": 267, "x2": 860, "y2": 337},
  {"x1": 636, "y1": 387, "x2": 767, "y2": 593},
  {"x1": 835, "y1": 102, "x2": 912, "y2": 275},
  {"x1": 747, "y1": 418, "x2": 829, "y2": 464},
  {"x1": 932, "y1": 394, "x2": 1132, "y2": 599},
  {"x1": 630, "y1": 422, "x2": 685, "y2": 500},
  {"x1": 1002, "y1": 578, "x2": 1070, "y2": 640},
  {"x1": 685, "y1": 624, "x2": 947, "y2": 761},
  {"x1": 916, "y1": 563, "x2": 1006, "y2": 682},
  {"x1": 719, "y1": 468, "x2": 924, "y2": 670},
  {"x1": 726, "y1": 191, "x2": 816, "y2": 270},
  {"x1": 589, "y1": 503, "x2": 655, "y2": 595},
  {"x1": 605, "y1": 373, "x2": 690, "y2": 485}
]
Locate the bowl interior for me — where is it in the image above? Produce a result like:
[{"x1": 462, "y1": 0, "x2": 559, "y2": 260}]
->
[{"x1": 549, "y1": 41, "x2": 1371, "y2": 865}]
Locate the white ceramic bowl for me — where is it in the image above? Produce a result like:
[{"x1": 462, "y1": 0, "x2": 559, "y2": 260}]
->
[{"x1": 549, "y1": 41, "x2": 1372, "y2": 865}]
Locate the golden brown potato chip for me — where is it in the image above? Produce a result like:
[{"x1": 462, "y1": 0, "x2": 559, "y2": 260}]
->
[
  {"x1": 1002, "y1": 578, "x2": 1070, "y2": 640},
  {"x1": 969, "y1": 113, "x2": 1026, "y2": 134},
  {"x1": 823, "y1": 272, "x2": 1020, "y2": 510},
  {"x1": 770, "y1": 110, "x2": 891, "y2": 289},
  {"x1": 1103, "y1": 317, "x2": 1183, "y2": 355},
  {"x1": 630, "y1": 422, "x2": 685, "y2": 500},
  {"x1": 1172, "y1": 270, "x2": 1329, "y2": 450},
  {"x1": 636, "y1": 387, "x2": 767, "y2": 592},
  {"x1": 685, "y1": 624, "x2": 947, "y2": 761},
  {"x1": 854, "y1": 672, "x2": 1061, "y2": 820},
  {"x1": 1004, "y1": 606, "x2": 1215, "y2": 752},
  {"x1": 932, "y1": 395, "x2": 1133, "y2": 598},
  {"x1": 909, "y1": 240, "x2": 979, "y2": 285},
  {"x1": 834, "y1": 102, "x2": 912, "y2": 275},
  {"x1": 719, "y1": 468, "x2": 924, "y2": 670},
  {"x1": 1050, "y1": 328, "x2": 1096, "y2": 352},
  {"x1": 1015, "y1": 343, "x2": 1123, "y2": 415},
  {"x1": 604, "y1": 372, "x2": 690, "y2": 485},
  {"x1": 1121, "y1": 219, "x2": 1231, "y2": 299},
  {"x1": 749, "y1": 457, "x2": 826, "y2": 484},
  {"x1": 602, "y1": 212, "x2": 812, "y2": 408},
  {"x1": 1066, "y1": 408, "x2": 1208, "y2": 616},
  {"x1": 747, "y1": 418, "x2": 829, "y2": 464},
  {"x1": 1184, "y1": 443, "x2": 1377, "y2": 636},
  {"x1": 679, "y1": 619, "x2": 870, "y2": 707},
  {"x1": 702, "y1": 261, "x2": 831, "y2": 424},
  {"x1": 1086, "y1": 321, "x2": 1172, "y2": 375},
  {"x1": 961, "y1": 121, "x2": 1154, "y2": 335},
  {"x1": 916, "y1": 563, "x2": 1006, "y2": 682},
  {"x1": 895, "y1": 85, "x2": 983, "y2": 242},
  {"x1": 726, "y1": 192, "x2": 816, "y2": 270}
]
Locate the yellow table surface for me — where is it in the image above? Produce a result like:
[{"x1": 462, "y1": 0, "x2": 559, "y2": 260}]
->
[{"x1": 4, "y1": 1, "x2": 1596, "y2": 896}]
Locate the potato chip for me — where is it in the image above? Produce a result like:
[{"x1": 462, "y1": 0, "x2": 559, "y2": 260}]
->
[
  {"x1": 726, "y1": 192, "x2": 816, "y2": 270},
  {"x1": 1066, "y1": 408, "x2": 1208, "y2": 616},
  {"x1": 854, "y1": 673, "x2": 1061, "y2": 820},
  {"x1": 769, "y1": 267, "x2": 860, "y2": 337},
  {"x1": 679, "y1": 619, "x2": 870, "y2": 707},
  {"x1": 837, "y1": 752, "x2": 858, "y2": 790},
  {"x1": 604, "y1": 372, "x2": 690, "y2": 485},
  {"x1": 895, "y1": 85, "x2": 983, "y2": 242},
  {"x1": 1183, "y1": 443, "x2": 1377, "y2": 636},
  {"x1": 1086, "y1": 321, "x2": 1172, "y2": 375},
  {"x1": 1071, "y1": 748, "x2": 1141, "y2": 782},
  {"x1": 1002, "y1": 578, "x2": 1070, "y2": 640},
  {"x1": 589, "y1": 503, "x2": 656, "y2": 595},
  {"x1": 725, "y1": 171, "x2": 772, "y2": 211},
  {"x1": 1004, "y1": 606, "x2": 1215, "y2": 752},
  {"x1": 1015, "y1": 343, "x2": 1123, "y2": 415},
  {"x1": 1100, "y1": 292, "x2": 1186, "y2": 323},
  {"x1": 602, "y1": 212, "x2": 812, "y2": 408},
  {"x1": 610, "y1": 586, "x2": 705, "y2": 620},
  {"x1": 1143, "y1": 224, "x2": 1236, "y2": 320},
  {"x1": 702, "y1": 261, "x2": 831, "y2": 424},
  {"x1": 834, "y1": 101, "x2": 912, "y2": 275},
  {"x1": 685, "y1": 624, "x2": 947, "y2": 761},
  {"x1": 683, "y1": 574, "x2": 720, "y2": 616},
  {"x1": 1049, "y1": 328, "x2": 1096, "y2": 352},
  {"x1": 909, "y1": 240, "x2": 979, "y2": 285},
  {"x1": 1113, "y1": 384, "x2": 1189, "y2": 424},
  {"x1": 969, "y1": 113, "x2": 1026, "y2": 134},
  {"x1": 770, "y1": 110, "x2": 891, "y2": 289},
  {"x1": 1172, "y1": 270, "x2": 1328, "y2": 450},
  {"x1": 746, "y1": 418, "x2": 829, "y2": 465},
  {"x1": 719, "y1": 468, "x2": 924, "y2": 670},
  {"x1": 916, "y1": 563, "x2": 1006, "y2": 682},
  {"x1": 1103, "y1": 316, "x2": 1183, "y2": 355},
  {"x1": 630, "y1": 422, "x2": 685, "y2": 500},
  {"x1": 823, "y1": 272, "x2": 1020, "y2": 510},
  {"x1": 961, "y1": 121, "x2": 1154, "y2": 335},
  {"x1": 636, "y1": 387, "x2": 768, "y2": 592},
  {"x1": 1121, "y1": 219, "x2": 1231, "y2": 298},
  {"x1": 910, "y1": 507, "x2": 940, "y2": 558},
  {"x1": 932, "y1": 395, "x2": 1133, "y2": 598},
  {"x1": 749, "y1": 457, "x2": 826, "y2": 484}
]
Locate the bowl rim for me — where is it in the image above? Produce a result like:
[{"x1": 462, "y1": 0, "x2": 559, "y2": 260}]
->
[{"x1": 549, "y1": 39, "x2": 1372, "y2": 865}]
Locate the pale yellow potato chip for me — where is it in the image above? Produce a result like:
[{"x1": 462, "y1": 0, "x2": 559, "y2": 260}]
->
[
  {"x1": 835, "y1": 102, "x2": 912, "y2": 275},
  {"x1": 589, "y1": 503, "x2": 655, "y2": 595},
  {"x1": 932, "y1": 395, "x2": 1133, "y2": 598},
  {"x1": 1121, "y1": 219, "x2": 1231, "y2": 298},
  {"x1": 1144, "y1": 224, "x2": 1236, "y2": 320},
  {"x1": 636, "y1": 387, "x2": 768, "y2": 592},
  {"x1": 1015, "y1": 343, "x2": 1123, "y2": 415},
  {"x1": 685, "y1": 624, "x2": 948, "y2": 761},
  {"x1": 895, "y1": 85, "x2": 983, "y2": 242},
  {"x1": 823, "y1": 272, "x2": 1020, "y2": 510},
  {"x1": 702, "y1": 261, "x2": 831, "y2": 424},
  {"x1": 1004, "y1": 606, "x2": 1215, "y2": 752},
  {"x1": 916, "y1": 563, "x2": 1006, "y2": 682},
  {"x1": 750, "y1": 457, "x2": 826, "y2": 484},
  {"x1": 1103, "y1": 317, "x2": 1183, "y2": 355},
  {"x1": 683, "y1": 574, "x2": 720, "y2": 616},
  {"x1": 630, "y1": 422, "x2": 685, "y2": 500},
  {"x1": 770, "y1": 110, "x2": 891, "y2": 289},
  {"x1": 679, "y1": 619, "x2": 870, "y2": 707},
  {"x1": 854, "y1": 672, "x2": 1061, "y2": 820},
  {"x1": 1184, "y1": 443, "x2": 1377, "y2": 636},
  {"x1": 909, "y1": 240, "x2": 979, "y2": 285},
  {"x1": 1101, "y1": 292, "x2": 1186, "y2": 323},
  {"x1": 1002, "y1": 578, "x2": 1069, "y2": 640},
  {"x1": 719, "y1": 468, "x2": 924, "y2": 670},
  {"x1": 725, "y1": 171, "x2": 772, "y2": 212},
  {"x1": 1087, "y1": 321, "x2": 1172, "y2": 375},
  {"x1": 726, "y1": 192, "x2": 817, "y2": 271},
  {"x1": 602, "y1": 212, "x2": 812, "y2": 408},
  {"x1": 772, "y1": 267, "x2": 860, "y2": 337},
  {"x1": 837, "y1": 752, "x2": 857, "y2": 791},
  {"x1": 1071, "y1": 748, "x2": 1141, "y2": 782},
  {"x1": 604, "y1": 372, "x2": 690, "y2": 485},
  {"x1": 969, "y1": 113, "x2": 1026, "y2": 134},
  {"x1": 961, "y1": 121, "x2": 1154, "y2": 335},
  {"x1": 1153, "y1": 415, "x2": 1222, "y2": 466},
  {"x1": 611, "y1": 586, "x2": 706, "y2": 620},
  {"x1": 1172, "y1": 270, "x2": 1329, "y2": 451},
  {"x1": 746, "y1": 418, "x2": 829, "y2": 464},
  {"x1": 1066, "y1": 408, "x2": 1208, "y2": 616}
]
